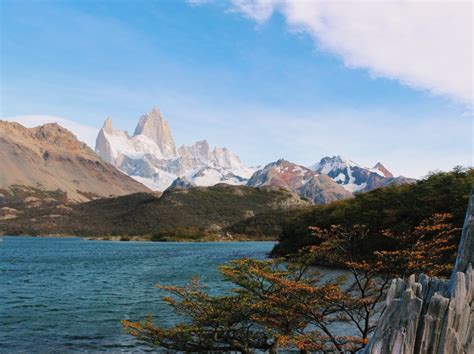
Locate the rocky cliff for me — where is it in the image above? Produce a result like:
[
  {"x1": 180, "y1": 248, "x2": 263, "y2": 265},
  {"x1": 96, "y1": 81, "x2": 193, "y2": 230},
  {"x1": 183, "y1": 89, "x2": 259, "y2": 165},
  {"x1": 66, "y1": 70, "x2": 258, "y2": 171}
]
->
[
  {"x1": 362, "y1": 191, "x2": 474, "y2": 353},
  {"x1": 0, "y1": 121, "x2": 150, "y2": 202},
  {"x1": 95, "y1": 107, "x2": 255, "y2": 191}
]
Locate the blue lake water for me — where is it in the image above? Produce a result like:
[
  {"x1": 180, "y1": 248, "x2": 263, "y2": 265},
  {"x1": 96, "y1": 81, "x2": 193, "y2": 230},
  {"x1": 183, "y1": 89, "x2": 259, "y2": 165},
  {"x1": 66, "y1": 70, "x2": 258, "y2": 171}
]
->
[{"x1": 0, "y1": 237, "x2": 275, "y2": 352}]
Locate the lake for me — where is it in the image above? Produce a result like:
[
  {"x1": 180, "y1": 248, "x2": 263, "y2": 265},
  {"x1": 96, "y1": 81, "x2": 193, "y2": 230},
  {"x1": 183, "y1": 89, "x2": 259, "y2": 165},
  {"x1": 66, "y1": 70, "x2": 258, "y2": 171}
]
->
[{"x1": 0, "y1": 237, "x2": 276, "y2": 352}]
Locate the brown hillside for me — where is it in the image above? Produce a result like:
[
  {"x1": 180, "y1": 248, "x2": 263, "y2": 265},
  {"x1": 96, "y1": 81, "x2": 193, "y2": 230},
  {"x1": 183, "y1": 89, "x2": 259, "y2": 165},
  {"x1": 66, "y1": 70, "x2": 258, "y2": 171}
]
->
[{"x1": 0, "y1": 121, "x2": 150, "y2": 202}]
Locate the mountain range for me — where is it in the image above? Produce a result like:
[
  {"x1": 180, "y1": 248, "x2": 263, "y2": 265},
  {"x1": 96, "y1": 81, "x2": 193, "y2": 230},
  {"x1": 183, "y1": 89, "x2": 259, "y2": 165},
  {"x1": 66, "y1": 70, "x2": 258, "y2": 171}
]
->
[
  {"x1": 247, "y1": 159, "x2": 352, "y2": 204},
  {"x1": 0, "y1": 108, "x2": 415, "y2": 205},
  {"x1": 95, "y1": 108, "x2": 255, "y2": 191},
  {"x1": 95, "y1": 107, "x2": 415, "y2": 201}
]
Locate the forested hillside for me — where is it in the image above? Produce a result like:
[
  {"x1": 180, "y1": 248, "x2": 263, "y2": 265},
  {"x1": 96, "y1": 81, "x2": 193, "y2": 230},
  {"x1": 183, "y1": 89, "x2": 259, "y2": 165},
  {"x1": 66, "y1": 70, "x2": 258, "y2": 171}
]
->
[{"x1": 271, "y1": 167, "x2": 474, "y2": 258}]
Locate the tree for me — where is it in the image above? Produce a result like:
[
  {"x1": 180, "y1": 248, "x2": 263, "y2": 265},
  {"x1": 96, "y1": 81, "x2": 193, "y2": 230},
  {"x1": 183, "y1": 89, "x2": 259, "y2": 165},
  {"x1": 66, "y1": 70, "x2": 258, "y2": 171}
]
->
[
  {"x1": 123, "y1": 213, "x2": 461, "y2": 352},
  {"x1": 374, "y1": 213, "x2": 460, "y2": 278}
]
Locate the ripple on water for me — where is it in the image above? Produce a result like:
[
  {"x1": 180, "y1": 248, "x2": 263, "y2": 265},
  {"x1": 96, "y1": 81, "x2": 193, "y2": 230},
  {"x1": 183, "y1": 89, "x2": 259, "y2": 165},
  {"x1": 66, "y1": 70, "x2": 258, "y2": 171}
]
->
[{"x1": 0, "y1": 237, "x2": 275, "y2": 352}]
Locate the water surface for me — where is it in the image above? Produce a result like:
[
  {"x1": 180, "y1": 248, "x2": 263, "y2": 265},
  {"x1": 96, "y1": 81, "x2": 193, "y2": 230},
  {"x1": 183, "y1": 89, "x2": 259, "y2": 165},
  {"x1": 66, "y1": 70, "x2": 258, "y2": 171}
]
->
[{"x1": 0, "y1": 237, "x2": 275, "y2": 352}]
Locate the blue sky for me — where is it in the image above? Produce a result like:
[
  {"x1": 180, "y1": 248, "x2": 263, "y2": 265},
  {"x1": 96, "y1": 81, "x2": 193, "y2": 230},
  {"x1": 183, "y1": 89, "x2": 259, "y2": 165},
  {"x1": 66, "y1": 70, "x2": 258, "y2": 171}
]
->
[{"x1": 1, "y1": 0, "x2": 472, "y2": 178}]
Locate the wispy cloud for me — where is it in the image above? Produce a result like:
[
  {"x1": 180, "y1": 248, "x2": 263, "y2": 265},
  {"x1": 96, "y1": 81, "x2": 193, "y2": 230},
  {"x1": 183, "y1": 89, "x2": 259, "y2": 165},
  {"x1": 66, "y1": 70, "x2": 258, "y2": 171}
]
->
[
  {"x1": 2, "y1": 115, "x2": 99, "y2": 148},
  {"x1": 230, "y1": 0, "x2": 473, "y2": 106}
]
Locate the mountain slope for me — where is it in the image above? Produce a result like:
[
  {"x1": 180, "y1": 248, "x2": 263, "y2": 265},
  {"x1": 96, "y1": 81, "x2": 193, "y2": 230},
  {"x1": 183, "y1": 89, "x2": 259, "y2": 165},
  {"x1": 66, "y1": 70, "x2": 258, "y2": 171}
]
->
[
  {"x1": 0, "y1": 121, "x2": 150, "y2": 202},
  {"x1": 310, "y1": 155, "x2": 415, "y2": 193},
  {"x1": 247, "y1": 159, "x2": 352, "y2": 204},
  {"x1": 95, "y1": 107, "x2": 255, "y2": 191},
  {"x1": 0, "y1": 184, "x2": 310, "y2": 240}
]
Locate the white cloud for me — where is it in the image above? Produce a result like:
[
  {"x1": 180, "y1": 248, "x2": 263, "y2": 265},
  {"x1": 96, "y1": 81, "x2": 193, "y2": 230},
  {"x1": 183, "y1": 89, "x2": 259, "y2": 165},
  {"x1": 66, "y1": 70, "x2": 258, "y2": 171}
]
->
[
  {"x1": 2, "y1": 115, "x2": 99, "y2": 148},
  {"x1": 230, "y1": 0, "x2": 473, "y2": 106}
]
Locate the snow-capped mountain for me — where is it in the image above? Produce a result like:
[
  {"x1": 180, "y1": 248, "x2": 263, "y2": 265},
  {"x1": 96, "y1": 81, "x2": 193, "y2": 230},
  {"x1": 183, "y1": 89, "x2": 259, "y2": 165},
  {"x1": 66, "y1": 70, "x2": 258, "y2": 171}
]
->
[
  {"x1": 95, "y1": 107, "x2": 255, "y2": 191},
  {"x1": 310, "y1": 155, "x2": 414, "y2": 193},
  {"x1": 247, "y1": 159, "x2": 352, "y2": 204}
]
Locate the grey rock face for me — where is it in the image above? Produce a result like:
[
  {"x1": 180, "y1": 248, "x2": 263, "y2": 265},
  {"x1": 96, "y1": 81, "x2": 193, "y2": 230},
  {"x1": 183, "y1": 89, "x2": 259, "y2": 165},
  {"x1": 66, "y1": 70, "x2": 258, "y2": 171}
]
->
[
  {"x1": 362, "y1": 192, "x2": 474, "y2": 354},
  {"x1": 133, "y1": 107, "x2": 177, "y2": 158}
]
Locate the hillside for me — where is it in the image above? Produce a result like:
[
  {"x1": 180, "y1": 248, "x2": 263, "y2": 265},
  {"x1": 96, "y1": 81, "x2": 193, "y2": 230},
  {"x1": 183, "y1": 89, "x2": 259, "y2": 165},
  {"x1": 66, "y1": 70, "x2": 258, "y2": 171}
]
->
[
  {"x1": 0, "y1": 184, "x2": 310, "y2": 240},
  {"x1": 271, "y1": 167, "x2": 474, "y2": 258},
  {"x1": 0, "y1": 121, "x2": 150, "y2": 202}
]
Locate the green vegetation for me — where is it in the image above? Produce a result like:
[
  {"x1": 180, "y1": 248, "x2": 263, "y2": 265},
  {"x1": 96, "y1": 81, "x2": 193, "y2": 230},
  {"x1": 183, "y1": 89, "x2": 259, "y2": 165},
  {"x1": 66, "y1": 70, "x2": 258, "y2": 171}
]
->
[
  {"x1": 272, "y1": 167, "x2": 473, "y2": 259},
  {"x1": 0, "y1": 184, "x2": 68, "y2": 205},
  {"x1": 122, "y1": 168, "x2": 471, "y2": 352},
  {"x1": 0, "y1": 184, "x2": 309, "y2": 240}
]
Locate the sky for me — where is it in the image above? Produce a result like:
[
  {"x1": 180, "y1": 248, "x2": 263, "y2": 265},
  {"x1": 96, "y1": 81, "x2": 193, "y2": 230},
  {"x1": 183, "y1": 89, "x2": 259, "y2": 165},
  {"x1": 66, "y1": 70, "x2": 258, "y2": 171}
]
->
[{"x1": 1, "y1": 0, "x2": 472, "y2": 178}]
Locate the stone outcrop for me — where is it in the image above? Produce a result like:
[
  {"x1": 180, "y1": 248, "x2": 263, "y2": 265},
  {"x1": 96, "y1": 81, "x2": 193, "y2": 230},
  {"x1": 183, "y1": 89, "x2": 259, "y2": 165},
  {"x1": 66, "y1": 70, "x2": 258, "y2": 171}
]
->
[{"x1": 362, "y1": 191, "x2": 474, "y2": 354}]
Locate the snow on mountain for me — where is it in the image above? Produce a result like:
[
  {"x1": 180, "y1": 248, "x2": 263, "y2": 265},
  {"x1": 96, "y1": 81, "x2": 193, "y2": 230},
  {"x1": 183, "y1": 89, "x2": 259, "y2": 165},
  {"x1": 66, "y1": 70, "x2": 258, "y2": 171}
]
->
[
  {"x1": 247, "y1": 159, "x2": 352, "y2": 204},
  {"x1": 95, "y1": 107, "x2": 255, "y2": 191},
  {"x1": 310, "y1": 155, "x2": 414, "y2": 193}
]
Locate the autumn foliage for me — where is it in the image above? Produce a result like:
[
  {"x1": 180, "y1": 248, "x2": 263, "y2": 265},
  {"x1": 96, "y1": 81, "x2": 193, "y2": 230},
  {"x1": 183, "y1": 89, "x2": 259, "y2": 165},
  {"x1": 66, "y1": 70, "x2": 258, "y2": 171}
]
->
[{"x1": 123, "y1": 212, "x2": 460, "y2": 352}]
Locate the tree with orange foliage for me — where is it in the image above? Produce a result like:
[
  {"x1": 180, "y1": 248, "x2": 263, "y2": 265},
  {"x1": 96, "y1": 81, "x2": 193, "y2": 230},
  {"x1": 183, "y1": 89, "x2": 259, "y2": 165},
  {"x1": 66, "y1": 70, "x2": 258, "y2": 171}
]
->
[
  {"x1": 374, "y1": 213, "x2": 459, "y2": 278},
  {"x1": 123, "y1": 213, "x2": 460, "y2": 352}
]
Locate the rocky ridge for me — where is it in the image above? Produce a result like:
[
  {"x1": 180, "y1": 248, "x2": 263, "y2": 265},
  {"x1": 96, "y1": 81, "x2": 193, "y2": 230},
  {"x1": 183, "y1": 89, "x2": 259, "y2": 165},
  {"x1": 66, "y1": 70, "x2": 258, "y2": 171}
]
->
[{"x1": 0, "y1": 121, "x2": 150, "y2": 202}]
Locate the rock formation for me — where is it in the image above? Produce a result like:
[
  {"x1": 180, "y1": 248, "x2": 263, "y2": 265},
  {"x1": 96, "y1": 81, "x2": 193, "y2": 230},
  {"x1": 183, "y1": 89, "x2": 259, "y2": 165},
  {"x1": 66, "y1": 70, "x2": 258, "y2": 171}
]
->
[
  {"x1": 133, "y1": 108, "x2": 177, "y2": 158},
  {"x1": 362, "y1": 191, "x2": 474, "y2": 354}
]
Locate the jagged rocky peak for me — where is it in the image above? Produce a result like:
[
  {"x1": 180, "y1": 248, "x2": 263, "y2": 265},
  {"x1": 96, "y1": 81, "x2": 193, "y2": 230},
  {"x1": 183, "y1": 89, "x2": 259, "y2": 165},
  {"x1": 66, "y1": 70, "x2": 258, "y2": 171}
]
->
[
  {"x1": 133, "y1": 107, "x2": 177, "y2": 158},
  {"x1": 102, "y1": 117, "x2": 113, "y2": 133},
  {"x1": 372, "y1": 162, "x2": 394, "y2": 178},
  {"x1": 94, "y1": 107, "x2": 255, "y2": 191}
]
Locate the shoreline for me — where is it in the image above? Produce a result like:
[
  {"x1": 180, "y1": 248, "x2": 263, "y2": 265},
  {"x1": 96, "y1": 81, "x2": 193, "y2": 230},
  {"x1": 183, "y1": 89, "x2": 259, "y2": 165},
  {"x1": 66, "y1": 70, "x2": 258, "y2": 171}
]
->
[{"x1": 1, "y1": 234, "x2": 277, "y2": 243}]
